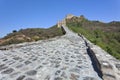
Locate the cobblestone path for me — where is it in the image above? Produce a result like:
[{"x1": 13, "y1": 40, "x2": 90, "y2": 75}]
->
[{"x1": 0, "y1": 26, "x2": 102, "y2": 80}]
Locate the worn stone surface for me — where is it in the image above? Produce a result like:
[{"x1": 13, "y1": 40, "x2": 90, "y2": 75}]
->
[
  {"x1": 16, "y1": 75, "x2": 26, "y2": 80},
  {"x1": 26, "y1": 70, "x2": 37, "y2": 76},
  {"x1": 1, "y1": 68, "x2": 14, "y2": 74},
  {"x1": 0, "y1": 26, "x2": 102, "y2": 80}
]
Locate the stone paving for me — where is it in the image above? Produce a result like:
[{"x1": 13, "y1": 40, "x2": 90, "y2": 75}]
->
[{"x1": 0, "y1": 26, "x2": 102, "y2": 80}]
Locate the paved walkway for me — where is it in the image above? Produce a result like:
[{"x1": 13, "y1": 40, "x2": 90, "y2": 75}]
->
[{"x1": 0, "y1": 26, "x2": 102, "y2": 80}]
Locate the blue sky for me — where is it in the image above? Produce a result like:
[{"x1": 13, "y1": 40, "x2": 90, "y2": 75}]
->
[{"x1": 0, "y1": 0, "x2": 120, "y2": 38}]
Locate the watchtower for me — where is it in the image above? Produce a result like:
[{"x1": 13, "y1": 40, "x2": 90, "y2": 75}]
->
[{"x1": 57, "y1": 19, "x2": 66, "y2": 28}]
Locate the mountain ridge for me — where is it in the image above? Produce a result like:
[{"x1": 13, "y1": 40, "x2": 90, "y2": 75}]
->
[{"x1": 0, "y1": 25, "x2": 64, "y2": 46}]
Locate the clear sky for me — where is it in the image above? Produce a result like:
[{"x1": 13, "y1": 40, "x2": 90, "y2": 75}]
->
[{"x1": 0, "y1": 0, "x2": 120, "y2": 38}]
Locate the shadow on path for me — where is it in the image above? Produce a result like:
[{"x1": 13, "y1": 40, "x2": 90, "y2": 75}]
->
[{"x1": 85, "y1": 40, "x2": 103, "y2": 79}]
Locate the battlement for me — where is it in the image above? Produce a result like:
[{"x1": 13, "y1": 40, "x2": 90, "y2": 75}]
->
[
  {"x1": 57, "y1": 14, "x2": 74, "y2": 27},
  {"x1": 57, "y1": 19, "x2": 66, "y2": 28}
]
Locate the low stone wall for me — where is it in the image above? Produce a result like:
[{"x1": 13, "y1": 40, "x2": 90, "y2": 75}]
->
[
  {"x1": 61, "y1": 26, "x2": 66, "y2": 34},
  {"x1": 81, "y1": 34, "x2": 120, "y2": 80},
  {"x1": 86, "y1": 46, "x2": 103, "y2": 79}
]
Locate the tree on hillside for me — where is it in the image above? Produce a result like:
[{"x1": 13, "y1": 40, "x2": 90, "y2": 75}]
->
[{"x1": 12, "y1": 30, "x2": 17, "y2": 33}]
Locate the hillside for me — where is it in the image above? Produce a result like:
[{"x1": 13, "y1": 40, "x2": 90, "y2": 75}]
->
[
  {"x1": 0, "y1": 25, "x2": 64, "y2": 46},
  {"x1": 66, "y1": 15, "x2": 120, "y2": 59}
]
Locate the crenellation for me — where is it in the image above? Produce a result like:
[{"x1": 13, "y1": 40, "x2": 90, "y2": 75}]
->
[{"x1": 57, "y1": 19, "x2": 66, "y2": 28}]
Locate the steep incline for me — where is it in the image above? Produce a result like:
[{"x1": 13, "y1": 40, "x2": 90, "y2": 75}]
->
[{"x1": 0, "y1": 26, "x2": 102, "y2": 80}]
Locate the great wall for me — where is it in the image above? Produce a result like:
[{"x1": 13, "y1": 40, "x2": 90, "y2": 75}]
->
[{"x1": 0, "y1": 15, "x2": 120, "y2": 80}]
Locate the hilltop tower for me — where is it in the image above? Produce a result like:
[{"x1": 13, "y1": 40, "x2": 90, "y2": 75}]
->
[
  {"x1": 57, "y1": 19, "x2": 66, "y2": 28},
  {"x1": 57, "y1": 14, "x2": 74, "y2": 28}
]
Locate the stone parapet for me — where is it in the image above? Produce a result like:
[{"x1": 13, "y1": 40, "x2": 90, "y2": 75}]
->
[{"x1": 82, "y1": 35, "x2": 120, "y2": 80}]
